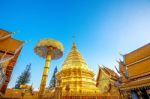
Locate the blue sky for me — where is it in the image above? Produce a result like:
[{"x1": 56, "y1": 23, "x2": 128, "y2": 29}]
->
[{"x1": 0, "y1": 0, "x2": 150, "y2": 90}]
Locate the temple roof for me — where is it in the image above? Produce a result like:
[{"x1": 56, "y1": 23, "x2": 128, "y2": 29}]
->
[
  {"x1": 62, "y1": 42, "x2": 89, "y2": 70},
  {"x1": 125, "y1": 43, "x2": 150, "y2": 65},
  {"x1": 96, "y1": 66, "x2": 119, "y2": 82},
  {"x1": 0, "y1": 38, "x2": 23, "y2": 54},
  {"x1": 119, "y1": 43, "x2": 150, "y2": 80},
  {"x1": 0, "y1": 29, "x2": 24, "y2": 94},
  {"x1": 120, "y1": 76, "x2": 150, "y2": 90},
  {"x1": 0, "y1": 29, "x2": 24, "y2": 55},
  {"x1": 103, "y1": 66, "x2": 119, "y2": 80},
  {"x1": 0, "y1": 29, "x2": 11, "y2": 41}
]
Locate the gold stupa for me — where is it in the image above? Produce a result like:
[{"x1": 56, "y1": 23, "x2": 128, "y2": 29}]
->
[{"x1": 56, "y1": 42, "x2": 100, "y2": 96}]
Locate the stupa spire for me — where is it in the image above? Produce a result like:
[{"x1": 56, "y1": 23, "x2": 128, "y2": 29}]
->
[
  {"x1": 61, "y1": 33, "x2": 89, "y2": 70},
  {"x1": 72, "y1": 42, "x2": 77, "y2": 50},
  {"x1": 72, "y1": 33, "x2": 76, "y2": 49}
]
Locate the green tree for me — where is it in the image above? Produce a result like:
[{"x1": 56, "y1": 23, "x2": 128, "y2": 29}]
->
[
  {"x1": 15, "y1": 64, "x2": 31, "y2": 89},
  {"x1": 49, "y1": 66, "x2": 57, "y2": 89}
]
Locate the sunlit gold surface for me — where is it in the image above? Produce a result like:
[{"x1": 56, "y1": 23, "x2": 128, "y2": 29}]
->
[
  {"x1": 56, "y1": 42, "x2": 100, "y2": 96},
  {"x1": 34, "y1": 39, "x2": 64, "y2": 99},
  {"x1": 38, "y1": 47, "x2": 52, "y2": 99},
  {"x1": 96, "y1": 66, "x2": 119, "y2": 95},
  {"x1": 119, "y1": 43, "x2": 150, "y2": 89},
  {"x1": 34, "y1": 38, "x2": 64, "y2": 59}
]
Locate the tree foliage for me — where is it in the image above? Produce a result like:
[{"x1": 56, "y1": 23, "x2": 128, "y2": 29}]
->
[
  {"x1": 15, "y1": 64, "x2": 31, "y2": 89},
  {"x1": 49, "y1": 66, "x2": 57, "y2": 89}
]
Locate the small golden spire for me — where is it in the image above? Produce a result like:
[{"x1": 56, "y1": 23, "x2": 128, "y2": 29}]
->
[{"x1": 72, "y1": 32, "x2": 77, "y2": 49}]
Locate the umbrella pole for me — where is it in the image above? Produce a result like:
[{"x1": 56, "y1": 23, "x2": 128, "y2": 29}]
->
[{"x1": 39, "y1": 47, "x2": 53, "y2": 99}]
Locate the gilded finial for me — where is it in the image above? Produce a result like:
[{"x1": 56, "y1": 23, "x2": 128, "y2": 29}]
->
[{"x1": 72, "y1": 32, "x2": 77, "y2": 49}]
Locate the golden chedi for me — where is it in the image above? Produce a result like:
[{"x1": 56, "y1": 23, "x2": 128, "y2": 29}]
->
[{"x1": 56, "y1": 42, "x2": 99, "y2": 96}]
